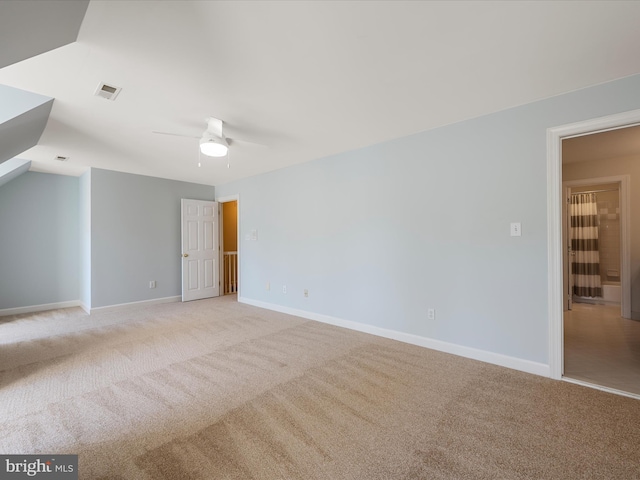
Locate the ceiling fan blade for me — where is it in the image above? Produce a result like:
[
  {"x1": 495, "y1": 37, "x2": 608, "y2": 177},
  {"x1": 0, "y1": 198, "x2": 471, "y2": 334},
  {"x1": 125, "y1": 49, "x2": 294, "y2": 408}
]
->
[
  {"x1": 152, "y1": 131, "x2": 200, "y2": 139},
  {"x1": 226, "y1": 137, "x2": 268, "y2": 148}
]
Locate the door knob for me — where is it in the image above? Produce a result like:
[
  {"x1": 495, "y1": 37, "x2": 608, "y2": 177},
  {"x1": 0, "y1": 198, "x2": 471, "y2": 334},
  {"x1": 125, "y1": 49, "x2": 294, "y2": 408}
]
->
[{"x1": 183, "y1": 253, "x2": 189, "y2": 258}]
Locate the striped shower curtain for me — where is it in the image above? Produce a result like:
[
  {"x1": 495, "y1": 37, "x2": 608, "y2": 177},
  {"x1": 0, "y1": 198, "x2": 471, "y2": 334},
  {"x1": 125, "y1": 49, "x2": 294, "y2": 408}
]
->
[{"x1": 571, "y1": 193, "x2": 602, "y2": 298}]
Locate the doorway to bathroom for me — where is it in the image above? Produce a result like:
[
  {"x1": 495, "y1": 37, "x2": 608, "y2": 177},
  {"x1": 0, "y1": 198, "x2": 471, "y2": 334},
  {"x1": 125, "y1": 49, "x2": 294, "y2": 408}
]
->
[
  {"x1": 561, "y1": 128, "x2": 639, "y2": 396},
  {"x1": 562, "y1": 177, "x2": 630, "y2": 317}
]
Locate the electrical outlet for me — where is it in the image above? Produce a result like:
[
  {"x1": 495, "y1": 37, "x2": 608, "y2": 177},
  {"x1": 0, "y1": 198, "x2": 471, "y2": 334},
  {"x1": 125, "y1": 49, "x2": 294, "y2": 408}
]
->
[
  {"x1": 149, "y1": 280, "x2": 156, "y2": 289},
  {"x1": 282, "y1": 285, "x2": 287, "y2": 294},
  {"x1": 304, "y1": 289, "x2": 309, "y2": 297},
  {"x1": 427, "y1": 308, "x2": 435, "y2": 320}
]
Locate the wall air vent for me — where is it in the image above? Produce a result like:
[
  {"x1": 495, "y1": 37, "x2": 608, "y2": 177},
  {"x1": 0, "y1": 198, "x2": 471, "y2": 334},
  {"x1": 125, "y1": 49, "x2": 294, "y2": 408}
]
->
[
  {"x1": 94, "y1": 82, "x2": 121, "y2": 101},
  {"x1": 54, "y1": 155, "x2": 69, "y2": 162}
]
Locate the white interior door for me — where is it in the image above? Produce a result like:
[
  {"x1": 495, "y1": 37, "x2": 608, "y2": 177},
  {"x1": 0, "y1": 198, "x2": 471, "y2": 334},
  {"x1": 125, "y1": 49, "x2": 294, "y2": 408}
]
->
[{"x1": 181, "y1": 199, "x2": 219, "y2": 302}]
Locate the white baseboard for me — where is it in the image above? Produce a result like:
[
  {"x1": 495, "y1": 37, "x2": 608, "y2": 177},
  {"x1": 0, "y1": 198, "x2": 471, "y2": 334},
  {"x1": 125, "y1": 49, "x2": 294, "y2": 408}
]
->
[
  {"x1": 239, "y1": 297, "x2": 550, "y2": 378},
  {"x1": 90, "y1": 295, "x2": 181, "y2": 313},
  {"x1": 0, "y1": 300, "x2": 82, "y2": 317},
  {"x1": 80, "y1": 302, "x2": 91, "y2": 314}
]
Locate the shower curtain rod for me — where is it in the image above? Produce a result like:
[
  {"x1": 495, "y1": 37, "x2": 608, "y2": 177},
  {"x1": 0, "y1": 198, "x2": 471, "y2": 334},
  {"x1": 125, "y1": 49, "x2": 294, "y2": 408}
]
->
[{"x1": 570, "y1": 188, "x2": 618, "y2": 195}]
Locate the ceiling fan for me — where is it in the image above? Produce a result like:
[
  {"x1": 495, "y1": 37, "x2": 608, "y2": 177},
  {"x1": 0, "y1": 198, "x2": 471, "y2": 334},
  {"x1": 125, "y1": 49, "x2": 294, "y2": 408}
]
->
[{"x1": 153, "y1": 117, "x2": 261, "y2": 159}]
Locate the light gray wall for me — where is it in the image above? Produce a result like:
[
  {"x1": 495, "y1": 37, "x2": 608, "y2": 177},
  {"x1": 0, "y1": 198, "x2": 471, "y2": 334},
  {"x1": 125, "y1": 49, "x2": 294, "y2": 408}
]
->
[
  {"x1": 216, "y1": 73, "x2": 640, "y2": 366},
  {"x1": 79, "y1": 170, "x2": 91, "y2": 309},
  {"x1": 90, "y1": 168, "x2": 214, "y2": 308},
  {"x1": 0, "y1": 158, "x2": 31, "y2": 187},
  {"x1": 0, "y1": 172, "x2": 79, "y2": 309}
]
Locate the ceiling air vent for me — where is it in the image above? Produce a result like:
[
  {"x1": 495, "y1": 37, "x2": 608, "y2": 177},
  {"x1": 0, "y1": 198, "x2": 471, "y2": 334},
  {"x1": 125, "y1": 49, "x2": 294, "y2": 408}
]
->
[
  {"x1": 54, "y1": 155, "x2": 69, "y2": 162},
  {"x1": 94, "y1": 82, "x2": 121, "y2": 101}
]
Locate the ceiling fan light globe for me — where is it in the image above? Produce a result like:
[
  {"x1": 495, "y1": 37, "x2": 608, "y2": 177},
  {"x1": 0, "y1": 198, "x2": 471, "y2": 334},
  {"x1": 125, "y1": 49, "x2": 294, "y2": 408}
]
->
[{"x1": 199, "y1": 138, "x2": 228, "y2": 157}]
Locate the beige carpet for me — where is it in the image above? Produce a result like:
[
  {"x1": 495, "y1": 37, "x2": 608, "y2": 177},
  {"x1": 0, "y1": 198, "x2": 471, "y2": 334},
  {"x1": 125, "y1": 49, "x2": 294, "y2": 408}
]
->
[{"x1": 1, "y1": 296, "x2": 639, "y2": 479}]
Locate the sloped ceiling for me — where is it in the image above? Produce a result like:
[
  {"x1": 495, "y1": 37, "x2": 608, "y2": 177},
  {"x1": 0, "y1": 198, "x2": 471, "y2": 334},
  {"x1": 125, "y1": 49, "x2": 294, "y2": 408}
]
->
[
  {"x1": 0, "y1": 96, "x2": 52, "y2": 165},
  {"x1": 0, "y1": 84, "x2": 53, "y2": 165},
  {"x1": 0, "y1": 0, "x2": 89, "y2": 69},
  {"x1": 1, "y1": 1, "x2": 640, "y2": 186},
  {"x1": 0, "y1": 0, "x2": 87, "y2": 183}
]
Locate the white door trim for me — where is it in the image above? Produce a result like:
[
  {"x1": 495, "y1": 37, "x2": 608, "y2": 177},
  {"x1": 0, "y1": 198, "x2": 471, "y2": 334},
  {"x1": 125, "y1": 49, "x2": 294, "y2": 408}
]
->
[
  {"x1": 547, "y1": 108, "x2": 640, "y2": 380},
  {"x1": 216, "y1": 193, "x2": 241, "y2": 298}
]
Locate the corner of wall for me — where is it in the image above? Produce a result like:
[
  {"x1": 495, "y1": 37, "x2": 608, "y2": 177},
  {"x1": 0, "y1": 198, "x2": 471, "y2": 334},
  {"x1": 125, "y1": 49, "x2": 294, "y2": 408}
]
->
[{"x1": 79, "y1": 169, "x2": 92, "y2": 310}]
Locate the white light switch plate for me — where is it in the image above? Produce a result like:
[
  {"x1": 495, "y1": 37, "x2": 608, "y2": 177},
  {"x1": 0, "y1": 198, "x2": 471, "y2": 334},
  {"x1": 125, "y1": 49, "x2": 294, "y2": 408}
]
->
[{"x1": 510, "y1": 222, "x2": 522, "y2": 237}]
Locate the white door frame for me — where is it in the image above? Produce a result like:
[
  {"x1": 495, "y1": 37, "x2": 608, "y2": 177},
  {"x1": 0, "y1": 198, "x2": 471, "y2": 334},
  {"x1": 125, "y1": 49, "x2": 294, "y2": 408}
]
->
[
  {"x1": 216, "y1": 193, "x2": 240, "y2": 298},
  {"x1": 547, "y1": 109, "x2": 640, "y2": 380}
]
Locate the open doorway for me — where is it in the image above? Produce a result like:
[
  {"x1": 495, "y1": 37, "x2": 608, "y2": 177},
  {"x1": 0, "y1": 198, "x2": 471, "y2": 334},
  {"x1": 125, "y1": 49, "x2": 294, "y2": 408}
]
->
[
  {"x1": 217, "y1": 195, "x2": 239, "y2": 297},
  {"x1": 556, "y1": 124, "x2": 640, "y2": 397}
]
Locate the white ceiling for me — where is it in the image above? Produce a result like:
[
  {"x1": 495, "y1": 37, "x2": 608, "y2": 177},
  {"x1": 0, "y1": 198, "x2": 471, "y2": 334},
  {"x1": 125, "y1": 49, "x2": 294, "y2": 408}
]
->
[{"x1": 2, "y1": 1, "x2": 640, "y2": 186}]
